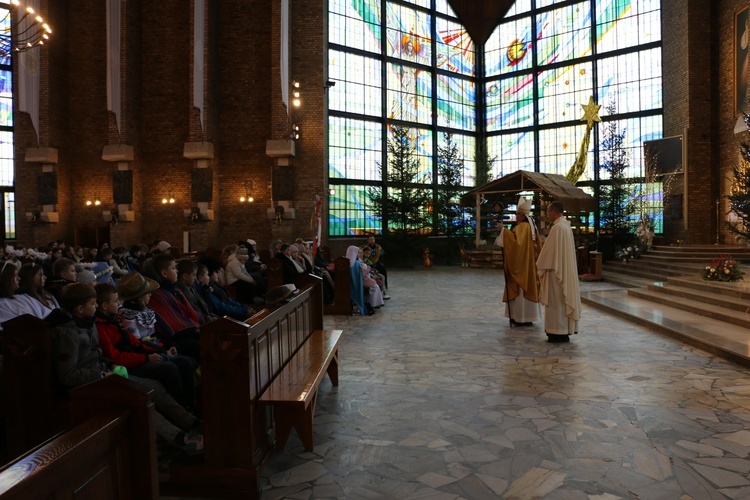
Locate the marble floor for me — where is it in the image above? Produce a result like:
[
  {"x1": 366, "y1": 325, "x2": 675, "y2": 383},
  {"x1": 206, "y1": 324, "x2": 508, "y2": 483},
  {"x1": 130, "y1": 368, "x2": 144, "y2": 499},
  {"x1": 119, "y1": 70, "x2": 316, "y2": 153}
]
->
[{"x1": 252, "y1": 267, "x2": 750, "y2": 499}]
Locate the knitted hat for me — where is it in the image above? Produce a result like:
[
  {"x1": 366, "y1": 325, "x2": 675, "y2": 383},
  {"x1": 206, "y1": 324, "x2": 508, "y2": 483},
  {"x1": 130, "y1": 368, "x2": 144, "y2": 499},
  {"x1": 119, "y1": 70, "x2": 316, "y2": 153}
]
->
[
  {"x1": 517, "y1": 196, "x2": 532, "y2": 215},
  {"x1": 246, "y1": 239, "x2": 257, "y2": 246},
  {"x1": 117, "y1": 271, "x2": 160, "y2": 301},
  {"x1": 236, "y1": 247, "x2": 249, "y2": 256},
  {"x1": 156, "y1": 241, "x2": 171, "y2": 253},
  {"x1": 76, "y1": 268, "x2": 97, "y2": 284}
]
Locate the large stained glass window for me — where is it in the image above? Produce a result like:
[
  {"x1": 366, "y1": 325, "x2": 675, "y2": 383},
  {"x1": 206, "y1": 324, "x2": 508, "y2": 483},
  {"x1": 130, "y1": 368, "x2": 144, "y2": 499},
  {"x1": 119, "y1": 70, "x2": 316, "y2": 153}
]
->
[
  {"x1": 328, "y1": 0, "x2": 662, "y2": 236},
  {"x1": 486, "y1": 0, "x2": 663, "y2": 226},
  {"x1": 0, "y1": 2, "x2": 13, "y2": 239},
  {"x1": 328, "y1": 0, "x2": 476, "y2": 236}
]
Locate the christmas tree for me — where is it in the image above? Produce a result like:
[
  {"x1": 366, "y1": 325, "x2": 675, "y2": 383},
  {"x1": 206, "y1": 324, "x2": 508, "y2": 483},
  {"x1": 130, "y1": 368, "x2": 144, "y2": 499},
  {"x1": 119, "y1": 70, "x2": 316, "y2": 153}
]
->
[
  {"x1": 727, "y1": 114, "x2": 750, "y2": 241},
  {"x1": 436, "y1": 132, "x2": 467, "y2": 238}
]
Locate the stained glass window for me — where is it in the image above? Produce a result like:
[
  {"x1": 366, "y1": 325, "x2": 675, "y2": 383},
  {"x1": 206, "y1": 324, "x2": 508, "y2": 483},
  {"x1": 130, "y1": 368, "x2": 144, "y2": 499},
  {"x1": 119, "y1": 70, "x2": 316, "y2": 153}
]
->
[
  {"x1": 436, "y1": 17, "x2": 475, "y2": 77},
  {"x1": 4, "y1": 192, "x2": 13, "y2": 240},
  {"x1": 486, "y1": 76, "x2": 535, "y2": 131},
  {"x1": 329, "y1": 117, "x2": 383, "y2": 181},
  {"x1": 484, "y1": 16, "x2": 533, "y2": 77},
  {"x1": 329, "y1": 51, "x2": 383, "y2": 116},
  {"x1": 537, "y1": 61, "x2": 594, "y2": 125},
  {"x1": 536, "y1": 3, "x2": 592, "y2": 67},
  {"x1": 385, "y1": 3, "x2": 431, "y2": 65},
  {"x1": 438, "y1": 133, "x2": 476, "y2": 185},
  {"x1": 327, "y1": 0, "x2": 663, "y2": 236},
  {"x1": 387, "y1": 62, "x2": 432, "y2": 124},
  {"x1": 597, "y1": 48, "x2": 662, "y2": 114},
  {"x1": 488, "y1": 133, "x2": 535, "y2": 177},
  {"x1": 329, "y1": 0, "x2": 381, "y2": 53},
  {"x1": 436, "y1": 74, "x2": 475, "y2": 130}
]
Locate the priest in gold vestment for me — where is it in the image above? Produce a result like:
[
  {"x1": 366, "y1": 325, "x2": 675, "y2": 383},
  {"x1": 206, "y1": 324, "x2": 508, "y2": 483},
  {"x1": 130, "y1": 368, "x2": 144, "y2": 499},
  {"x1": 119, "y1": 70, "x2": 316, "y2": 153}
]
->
[{"x1": 496, "y1": 197, "x2": 542, "y2": 327}]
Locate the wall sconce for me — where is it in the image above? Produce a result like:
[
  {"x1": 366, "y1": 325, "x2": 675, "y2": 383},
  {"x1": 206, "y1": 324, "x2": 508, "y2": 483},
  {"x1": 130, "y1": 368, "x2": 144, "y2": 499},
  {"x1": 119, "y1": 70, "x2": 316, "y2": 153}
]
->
[
  {"x1": 328, "y1": 188, "x2": 336, "y2": 196},
  {"x1": 86, "y1": 197, "x2": 101, "y2": 206},
  {"x1": 239, "y1": 180, "x2": 254, "y2": 203},
  {"x1": 290, "y1": 124, "x2": 300, "y2": 140},
  {"x1": 292, "y1": 80, "x2": 301, "y2": 107},
  {"x1": 162, "y1": 190, "x2": 176, "y2": 204}
]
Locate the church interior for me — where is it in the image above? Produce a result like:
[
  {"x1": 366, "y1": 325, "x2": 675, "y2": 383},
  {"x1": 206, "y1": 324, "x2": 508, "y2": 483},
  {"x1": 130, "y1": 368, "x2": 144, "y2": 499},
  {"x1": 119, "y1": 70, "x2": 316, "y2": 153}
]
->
[{"x1": 4, "y1": 0, "x2": 750, "y2": 498}]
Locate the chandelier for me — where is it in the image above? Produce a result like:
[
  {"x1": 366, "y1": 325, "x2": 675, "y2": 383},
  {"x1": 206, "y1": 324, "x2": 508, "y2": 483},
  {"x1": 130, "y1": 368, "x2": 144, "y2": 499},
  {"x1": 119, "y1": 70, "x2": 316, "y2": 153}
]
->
[{"x1": 0, "y1": 0, "x2": 52, "y2": 58}]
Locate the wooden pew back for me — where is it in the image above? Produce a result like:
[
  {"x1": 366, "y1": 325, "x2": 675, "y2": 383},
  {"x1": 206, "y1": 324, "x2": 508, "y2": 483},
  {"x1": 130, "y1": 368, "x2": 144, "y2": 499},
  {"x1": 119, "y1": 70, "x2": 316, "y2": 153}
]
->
[
  {"x1": 0, "y1": 376, "x2": 158, "y2": 499},
  {"x1": 163, "y1": 281, "x2": 323, "y2": 498},
  {"x1": 2, "y1": 314, "x2": 68, "y2": 458}
]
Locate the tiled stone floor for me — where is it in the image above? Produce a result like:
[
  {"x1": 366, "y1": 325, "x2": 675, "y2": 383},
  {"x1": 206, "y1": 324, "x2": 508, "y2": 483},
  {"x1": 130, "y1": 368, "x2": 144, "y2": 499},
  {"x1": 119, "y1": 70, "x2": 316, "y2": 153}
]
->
[{"x1": 256, "y1": 267, "x2": 750, "y2": 499}]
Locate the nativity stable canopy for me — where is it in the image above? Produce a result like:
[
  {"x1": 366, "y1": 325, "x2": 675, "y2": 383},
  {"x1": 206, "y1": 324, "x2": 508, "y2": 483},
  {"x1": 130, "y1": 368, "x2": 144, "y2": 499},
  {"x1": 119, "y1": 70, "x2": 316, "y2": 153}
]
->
[{"x1": 461, "y1": 170, "x2": 597, "y2": 213}]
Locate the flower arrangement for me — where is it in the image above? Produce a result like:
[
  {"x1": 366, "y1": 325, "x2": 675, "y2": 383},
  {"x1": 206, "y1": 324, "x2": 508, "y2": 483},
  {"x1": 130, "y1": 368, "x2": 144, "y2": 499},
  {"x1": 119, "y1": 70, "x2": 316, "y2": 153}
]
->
[{"x1": 703, "y1": 254, "x2": 743, "y2": 282}]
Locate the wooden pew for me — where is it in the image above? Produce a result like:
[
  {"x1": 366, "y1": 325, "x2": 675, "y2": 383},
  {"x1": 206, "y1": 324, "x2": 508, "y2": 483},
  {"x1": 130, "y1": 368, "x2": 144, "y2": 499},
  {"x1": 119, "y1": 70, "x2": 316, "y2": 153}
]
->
[
  {"x1": 259, "y1": 328, "x2": 342, "y2": 451},
  {"x1": 161, "y1": 279, "x2": 329, "y2": 499},
  {"x1": 266, "y1": 256, "x2": 284, "y2": 290},
  {"x1": 2, "y1": 314, "x2": 68, "y2": 458},
  {"x1": 0, "y1": 376, "x2": 159, "y2": 499},
  {"x1": 324, "y1": 256, "x2": 352, "y2": 315},
  {"x1": 294, "y1": 256, "x2": 352, "y2": 315}
]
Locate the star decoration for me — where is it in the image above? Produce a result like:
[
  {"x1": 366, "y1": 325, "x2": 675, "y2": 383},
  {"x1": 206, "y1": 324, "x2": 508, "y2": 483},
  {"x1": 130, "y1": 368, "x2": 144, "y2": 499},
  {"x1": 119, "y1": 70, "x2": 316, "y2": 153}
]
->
[{"x1": 580, "y1": 96, "x2": 601, "y2": 127}]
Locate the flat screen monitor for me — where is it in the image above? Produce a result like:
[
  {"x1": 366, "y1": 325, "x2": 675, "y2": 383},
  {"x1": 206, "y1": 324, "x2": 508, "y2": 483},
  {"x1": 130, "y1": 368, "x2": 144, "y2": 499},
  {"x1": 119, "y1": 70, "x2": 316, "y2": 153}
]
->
[{"x1": 643, "y1": 136, "x2": 683, "y2": 175}]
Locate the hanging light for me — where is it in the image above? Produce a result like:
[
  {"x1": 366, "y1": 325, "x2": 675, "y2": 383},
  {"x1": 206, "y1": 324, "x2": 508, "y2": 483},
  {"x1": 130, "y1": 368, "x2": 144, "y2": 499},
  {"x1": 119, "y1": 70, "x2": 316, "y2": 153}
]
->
[{"x1": 1, "y1": 1, "x2": 53, "y2": 58}]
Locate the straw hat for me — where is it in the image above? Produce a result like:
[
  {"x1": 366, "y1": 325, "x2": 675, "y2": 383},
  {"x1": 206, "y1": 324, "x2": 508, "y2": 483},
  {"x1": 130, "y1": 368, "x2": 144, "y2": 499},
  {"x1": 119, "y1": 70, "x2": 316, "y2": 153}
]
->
[{"x1": 117, "y1": 271, "x2": 160, "y2": 301}]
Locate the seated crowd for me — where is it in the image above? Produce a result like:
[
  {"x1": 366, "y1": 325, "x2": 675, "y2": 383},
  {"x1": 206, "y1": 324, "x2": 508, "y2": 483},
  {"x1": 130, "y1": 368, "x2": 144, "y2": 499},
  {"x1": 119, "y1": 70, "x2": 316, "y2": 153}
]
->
[{"x1": 0, "y1": 235, "x2": 392, "y2": 456}]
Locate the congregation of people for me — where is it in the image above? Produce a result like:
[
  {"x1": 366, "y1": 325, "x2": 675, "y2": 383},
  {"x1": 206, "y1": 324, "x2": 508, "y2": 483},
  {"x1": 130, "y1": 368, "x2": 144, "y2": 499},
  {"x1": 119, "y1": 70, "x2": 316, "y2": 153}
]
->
[{"x1": 0, "y1": 235, "x2": 393, "y2": 456}]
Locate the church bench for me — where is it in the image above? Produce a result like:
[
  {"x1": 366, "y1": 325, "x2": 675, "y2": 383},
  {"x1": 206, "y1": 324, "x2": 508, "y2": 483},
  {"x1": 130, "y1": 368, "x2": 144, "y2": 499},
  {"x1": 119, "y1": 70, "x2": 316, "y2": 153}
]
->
[
  {"x1": 161, "y1": 279, "x2": 331, "y2": 499},
  {"x1": 258, "y1": 328, "x2": 343, "y2": 451},
  {"x1": 296, "y1": 256, "x2": 353, "y2": 315},
  {"x1": 1, "y1": 314, "x2": 68, "y2": 458},
  {"x1": 0, "y1": 375, "x2": 159, "y2": 499}
]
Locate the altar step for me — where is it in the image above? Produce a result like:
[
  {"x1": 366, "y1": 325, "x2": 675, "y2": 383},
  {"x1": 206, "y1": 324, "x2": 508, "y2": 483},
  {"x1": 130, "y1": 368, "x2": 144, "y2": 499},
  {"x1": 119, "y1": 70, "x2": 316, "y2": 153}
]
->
[
  {"x1": 582, "y1": 276, "x2": 750, "y2": 367},
  {"x1": 601, "y1": 245, "x2": 750, "y2": 284}
]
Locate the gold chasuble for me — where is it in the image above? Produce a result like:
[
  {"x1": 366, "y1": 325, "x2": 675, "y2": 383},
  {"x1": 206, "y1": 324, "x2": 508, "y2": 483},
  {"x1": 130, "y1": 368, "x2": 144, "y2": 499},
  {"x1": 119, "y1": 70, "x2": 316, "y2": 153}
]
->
[{"x1": 501, "y1": 221, "x2": 542, "y2": 303}]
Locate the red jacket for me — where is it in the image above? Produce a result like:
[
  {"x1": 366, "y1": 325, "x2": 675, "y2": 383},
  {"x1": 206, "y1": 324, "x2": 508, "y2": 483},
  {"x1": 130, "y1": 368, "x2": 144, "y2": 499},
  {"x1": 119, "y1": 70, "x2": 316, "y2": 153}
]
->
[{"x1": 95, "y1": 312, "x2": 158, "y2": 368}]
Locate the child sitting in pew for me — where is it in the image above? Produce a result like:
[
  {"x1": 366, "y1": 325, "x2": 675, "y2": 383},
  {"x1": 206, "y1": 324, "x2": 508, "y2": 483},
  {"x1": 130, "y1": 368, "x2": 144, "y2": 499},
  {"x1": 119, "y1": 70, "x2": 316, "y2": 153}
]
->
[
  {"x1": 0, "y1": 261, "x2": 53, "y2": 328},
  {"x1": 143, "y1": 254, "x2": 201, "y2": 362},
  {"x1": 175, "y1": 259, "x2": 216, "y2": 324},
  {"x1": 95, "y1": 282, "x2": 198, "y2": 410},
  {"x1": 44, "y1": 257, "x2": 77, "y2": 303},
  {"x1": 48, "y1": 282, "x2": 203, "y2": 453},
  {"x1": 195, "y1": 262, "x2": 255, "y2": 321}
]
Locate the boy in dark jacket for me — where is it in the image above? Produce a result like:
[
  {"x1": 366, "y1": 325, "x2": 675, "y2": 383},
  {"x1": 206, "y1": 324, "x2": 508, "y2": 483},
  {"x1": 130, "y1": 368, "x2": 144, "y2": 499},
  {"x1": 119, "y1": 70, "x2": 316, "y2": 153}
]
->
[{"x1": 50, "y1": 282, "x2": 202, "y2": 453}]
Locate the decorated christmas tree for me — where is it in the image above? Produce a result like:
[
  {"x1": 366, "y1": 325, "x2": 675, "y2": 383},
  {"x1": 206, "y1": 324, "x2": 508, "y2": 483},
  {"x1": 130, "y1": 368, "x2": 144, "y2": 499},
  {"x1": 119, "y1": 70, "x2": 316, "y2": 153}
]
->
[{"x1": 727, "y1": 114, "x2": 750, "y2": 241}]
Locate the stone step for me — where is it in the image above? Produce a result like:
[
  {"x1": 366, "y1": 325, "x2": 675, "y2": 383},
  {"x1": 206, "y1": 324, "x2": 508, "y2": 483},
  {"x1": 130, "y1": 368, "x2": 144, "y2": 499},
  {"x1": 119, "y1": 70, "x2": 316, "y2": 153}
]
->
[
  {"x1": 627, "y1": 287, "x2": 750, "y2": 330},
  {"x1": 581, "y1": 289, "x2": 750, "y2": 368},
  {"x1": 667, "y1": 276, "x2": 750, "y2": 301},
  {"x1": 600, "y1": 270, "x2": 651, "y2": 288},
  {"x1": 604, "y1": 261, "x2": 697, "y2": 279},
  {"x1": 646, "y1": 282, "x2": 750, "y2": 313},
  {"x1": 608, "y1": 259, "x2": 702, "y2": 273},
  {"x1": 641, "y1": 254, "x2": 721, "y2": 264},
  {"x1": 650, "y1": 245, "x2": 750, "y2": 255}
]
